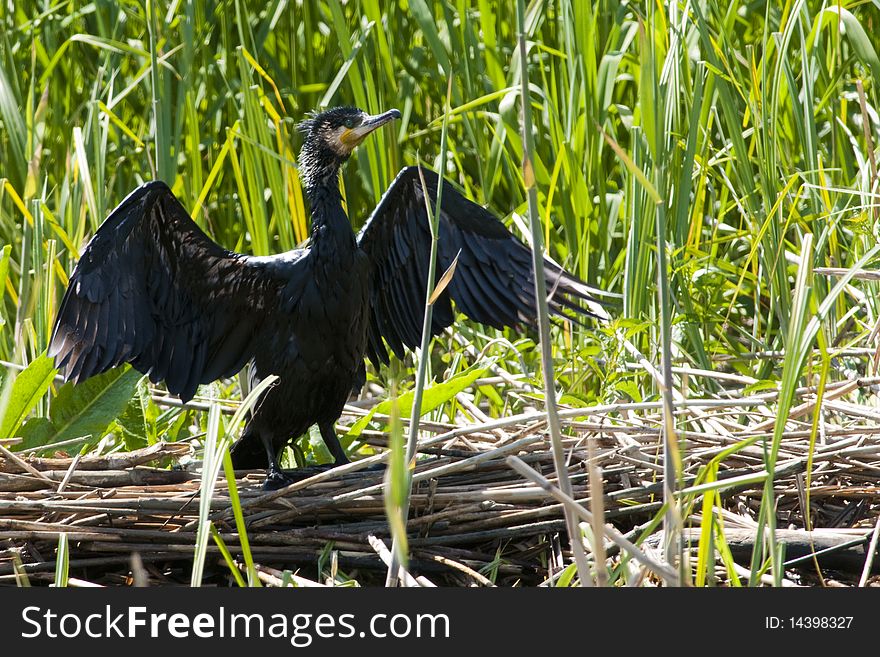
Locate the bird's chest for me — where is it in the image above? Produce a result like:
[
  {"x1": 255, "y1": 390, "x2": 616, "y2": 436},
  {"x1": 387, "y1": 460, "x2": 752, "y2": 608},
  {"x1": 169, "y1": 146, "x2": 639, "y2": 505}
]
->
[
  {"x1": 291, "y1": 248, "x2": 370, "y2": 363},
  {"x1": 312, "y1": 248, "x2": 369, "y2": 323}
]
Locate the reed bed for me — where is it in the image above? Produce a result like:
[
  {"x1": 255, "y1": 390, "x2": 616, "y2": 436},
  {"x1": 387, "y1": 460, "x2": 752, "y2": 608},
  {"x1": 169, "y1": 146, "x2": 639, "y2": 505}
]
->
[{"x1": 2, "y1": 361, "x2": 880, "y2": 587}]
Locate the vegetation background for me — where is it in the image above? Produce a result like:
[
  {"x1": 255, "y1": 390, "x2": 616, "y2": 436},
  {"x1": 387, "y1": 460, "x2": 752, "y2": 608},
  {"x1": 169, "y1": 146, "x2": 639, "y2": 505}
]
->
[{"x1": 1, "y1": 0, "x2": 880, "y2": 586}]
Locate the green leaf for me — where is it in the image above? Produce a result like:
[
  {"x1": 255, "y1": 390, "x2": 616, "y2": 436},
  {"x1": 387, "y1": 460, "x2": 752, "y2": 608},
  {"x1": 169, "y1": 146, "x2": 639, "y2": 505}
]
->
[
  {"x1": 0, "y1": 244, "x2": 12, "y2": 327},
  {"x1": 558, "y1": 393, "x2": 591, "y2": 406},
  {"x1": 615, "y1": 379, "x2": 643, "y2": 403},
  {"x1": 812, "y1": 7, "x2": 880, "y2": 82},
  {"x1": 477, "y1": 384, "x2": 504, "y2": 408},
  {"x1": 0, "y1": 66, "x2": 26, "y2": 185},
  {"x1": 407, "y1": 0, "x2": 451, "y2": 75},
  {"x1": 0, "y1": 353, "x2": 57, "y2": 439},
  {"x1": 346, "y1": 359, "x2": 494, "y2": 438},
  {"x1": 18, "y1": 417, "x2": 55, "y2": 449},
  {"x1": 555, "y1": 562, "x2": 578, "y2": 588},
  {"x1": 116, "y1": 378, "x2": 158, "y2": 450},
  {"x1": 19, "y1": 366, "x2": 143, "y2": 450},
  {"x1": 54, "y1": 534, "x2": 69, "y2": 588},
  {"x1": 383, "y1": 393, "x2": 408, "y2": 566},
  {"x1": 742, "y1": 380, "x2": 779, "y2": 395}
]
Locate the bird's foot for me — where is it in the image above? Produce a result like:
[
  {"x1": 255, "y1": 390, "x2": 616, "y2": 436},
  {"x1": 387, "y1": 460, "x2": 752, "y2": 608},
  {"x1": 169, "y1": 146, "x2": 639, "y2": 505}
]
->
[
  {"x1": 261, "y1": 462, "x2": 386, "y2": 490},
  {"x1": 261, "y1": 464, "x2": 335, "y2": 491},
  {"x1": 262, "y1": 468, "x2": 295, "y2": 491}
]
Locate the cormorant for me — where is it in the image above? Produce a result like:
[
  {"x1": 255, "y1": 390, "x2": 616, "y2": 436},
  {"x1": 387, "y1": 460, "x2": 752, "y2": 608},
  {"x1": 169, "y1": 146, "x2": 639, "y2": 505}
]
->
[{"x1": 49, "y1": 106, "x2": 607, "y2": 487}]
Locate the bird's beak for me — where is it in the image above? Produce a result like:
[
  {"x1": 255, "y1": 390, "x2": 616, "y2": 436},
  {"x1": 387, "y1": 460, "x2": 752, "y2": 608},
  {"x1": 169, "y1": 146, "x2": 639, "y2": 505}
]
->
[{"x1": 342, "y1": 109, "x2": 401, "y2": 146}]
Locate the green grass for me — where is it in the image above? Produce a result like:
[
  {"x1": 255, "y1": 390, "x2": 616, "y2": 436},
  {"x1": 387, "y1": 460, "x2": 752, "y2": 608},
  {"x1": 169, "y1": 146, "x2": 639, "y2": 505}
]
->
[{"x1": 1, "y1": 0, "x2": 880, "y2": 586}]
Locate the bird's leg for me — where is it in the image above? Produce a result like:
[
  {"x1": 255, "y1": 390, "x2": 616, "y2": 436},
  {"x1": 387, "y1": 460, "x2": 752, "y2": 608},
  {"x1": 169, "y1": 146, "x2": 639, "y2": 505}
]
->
[
  {"x1": 260, "y1": 432, "x2": 298, "y2": 491},
  {"x1": 263, "y1": 427, "x2": 345, "y2": 491},
  {"x1": 263, "y1": 425, "x2": 381, "y2": 491},
  {"x1": 320, "y1": 422, "x2": 387, "y2": 474},
  {"x1": 319, "y1": 422, "x2": 349, "y2": 466}
]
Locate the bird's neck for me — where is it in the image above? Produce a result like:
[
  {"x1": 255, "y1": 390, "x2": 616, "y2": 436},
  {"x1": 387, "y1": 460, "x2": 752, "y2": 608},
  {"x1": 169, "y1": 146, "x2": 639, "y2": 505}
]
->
[
  {"x1": 307, "y1": 177, "x2": 356, "y2": 249},
  {"x1": 299, "y1": 140, "x2": 356, "y2": 248}
]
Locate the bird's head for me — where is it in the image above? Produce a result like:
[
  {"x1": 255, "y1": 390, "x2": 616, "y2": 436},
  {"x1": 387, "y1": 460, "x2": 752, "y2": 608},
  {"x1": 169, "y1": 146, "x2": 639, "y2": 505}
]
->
[{"x1": 298, "y1": 106, "x2": 400, "y2": 191}]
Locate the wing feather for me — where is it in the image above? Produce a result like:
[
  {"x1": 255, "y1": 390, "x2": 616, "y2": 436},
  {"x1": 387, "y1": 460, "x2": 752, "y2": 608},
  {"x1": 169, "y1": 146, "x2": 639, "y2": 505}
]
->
[
  {"x1": 50, "y1": 181, "x2": 300, "y2": 402},
  {"x1": 357, "y1": 166, "x2": 613, "y2": 365}
]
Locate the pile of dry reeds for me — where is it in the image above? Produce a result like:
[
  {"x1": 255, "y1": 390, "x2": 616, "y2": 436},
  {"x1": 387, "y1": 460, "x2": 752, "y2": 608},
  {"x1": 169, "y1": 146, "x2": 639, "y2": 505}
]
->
[{"x1": 2, "y1": 373, "x2": 880, "y2": 586}]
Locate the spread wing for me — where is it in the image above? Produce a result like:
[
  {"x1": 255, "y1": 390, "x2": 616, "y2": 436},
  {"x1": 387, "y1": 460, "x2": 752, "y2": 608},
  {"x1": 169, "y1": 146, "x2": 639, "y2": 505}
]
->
[
  {"x1": 357, "y1": 166, "x2": 610, "y2": 365},
  {"x1": 49, "y1": 181, "x2": 303, "y2": 401}
]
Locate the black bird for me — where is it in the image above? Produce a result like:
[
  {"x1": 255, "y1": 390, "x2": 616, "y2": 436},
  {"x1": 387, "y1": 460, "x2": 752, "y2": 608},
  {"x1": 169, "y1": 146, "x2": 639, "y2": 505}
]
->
[{"x1": 49, "y1": 106, "x2": 607, "y2": 487}]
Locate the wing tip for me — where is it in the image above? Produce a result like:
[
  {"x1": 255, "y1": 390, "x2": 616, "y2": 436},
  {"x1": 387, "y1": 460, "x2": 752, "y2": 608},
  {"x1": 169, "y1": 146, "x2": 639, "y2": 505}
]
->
[{"x1": 109, "y1": 179, "x2": 174, "y2": 217}]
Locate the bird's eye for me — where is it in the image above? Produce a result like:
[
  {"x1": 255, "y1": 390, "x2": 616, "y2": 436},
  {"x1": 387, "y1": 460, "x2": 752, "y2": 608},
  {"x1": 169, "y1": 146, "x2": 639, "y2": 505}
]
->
[{"x1": 343, "y1": 118, "x2": 357, "y2": 129}]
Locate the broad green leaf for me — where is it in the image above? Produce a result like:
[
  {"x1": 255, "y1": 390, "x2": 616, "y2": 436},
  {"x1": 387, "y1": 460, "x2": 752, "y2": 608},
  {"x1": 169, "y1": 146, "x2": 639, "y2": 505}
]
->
[
  {"x1": 555, "y1": 562, "x2": 578, "y2": 588},
  {"x1": 18, "y1": 417, "x2": 55, "y2": 449},
  {"x1": 477, "y1": 384, "x2": 504, "y2": 408},
  {"x1": 614, "y1": 380, "x2": 643, "y2": 403},
  {"x1": 0, "y1": 353, "x2": 57, "y2": 439},
  {"x1": 558, "y1": 393, "x2": 591, "y2": 407},
  {"x1": 346, "y1": 359, "x2": 494, "y2": 437},
  {"x1": 19, "y1": 366, "x2": 142, "y2": 450},
  {"x1": 116, "y1": 378, "x2": 159, "y2": 450}
]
